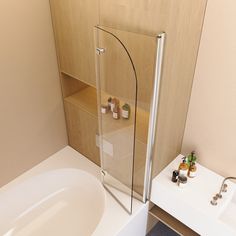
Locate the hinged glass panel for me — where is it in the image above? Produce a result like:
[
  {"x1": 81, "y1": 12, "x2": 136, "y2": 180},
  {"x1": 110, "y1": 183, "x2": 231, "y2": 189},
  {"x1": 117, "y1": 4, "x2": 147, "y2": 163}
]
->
[{"x1": 94, "y1": 25, "x2": 157, "y2": 213}]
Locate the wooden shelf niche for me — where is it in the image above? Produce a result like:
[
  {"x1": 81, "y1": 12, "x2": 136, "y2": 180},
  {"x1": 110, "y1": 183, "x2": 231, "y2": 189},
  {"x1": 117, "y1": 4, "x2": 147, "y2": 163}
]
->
[
  {"x1": 62, "y1": 74, "x2": 100, "y2": 165},
  {"x1": 64, "y1": 81, "x2": 149, "y2": 146},
  {"x1": 62, "y1": 73, "x2": 150, "y2": 194}
]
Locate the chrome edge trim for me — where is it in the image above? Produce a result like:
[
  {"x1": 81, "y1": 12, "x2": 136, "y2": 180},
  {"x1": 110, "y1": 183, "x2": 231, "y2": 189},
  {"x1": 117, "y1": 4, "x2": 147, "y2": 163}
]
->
[{"x1": 143, "y1": 32, "x2": 166, "y2": 202}]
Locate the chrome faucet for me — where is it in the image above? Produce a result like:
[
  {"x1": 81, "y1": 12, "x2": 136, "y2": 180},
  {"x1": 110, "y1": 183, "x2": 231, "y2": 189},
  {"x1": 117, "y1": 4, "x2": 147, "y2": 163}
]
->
[{"x1": 211, "y1": 176, "x2": 236, "y2": 206}]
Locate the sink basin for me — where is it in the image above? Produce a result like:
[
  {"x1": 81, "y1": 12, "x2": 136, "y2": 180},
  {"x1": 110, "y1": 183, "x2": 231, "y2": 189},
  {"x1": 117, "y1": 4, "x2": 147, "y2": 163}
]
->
[
  {"x1": 219, "y1": 188, "x2": 236, "y2": 232},
  {"x1": 151, "y1": 155, "x2": 236, "y2": 236}
]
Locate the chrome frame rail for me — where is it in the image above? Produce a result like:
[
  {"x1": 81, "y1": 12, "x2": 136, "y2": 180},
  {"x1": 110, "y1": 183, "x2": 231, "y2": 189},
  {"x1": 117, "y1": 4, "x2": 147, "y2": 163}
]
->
[{"x1": 143, "y1": 32, "x2": 166, "y2": 202}]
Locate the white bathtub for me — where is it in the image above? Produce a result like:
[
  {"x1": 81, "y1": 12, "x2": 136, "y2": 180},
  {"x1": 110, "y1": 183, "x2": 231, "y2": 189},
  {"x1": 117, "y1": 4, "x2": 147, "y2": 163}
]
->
[{"x1": 0, "y1": 147, "x2": 148, "y2": 236}]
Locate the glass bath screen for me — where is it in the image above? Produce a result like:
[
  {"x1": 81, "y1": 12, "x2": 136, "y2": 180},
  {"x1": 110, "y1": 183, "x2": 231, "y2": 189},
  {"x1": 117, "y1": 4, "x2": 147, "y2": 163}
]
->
[{"x1": 94, "y1": 26, "x2": 157, "y2": 213}]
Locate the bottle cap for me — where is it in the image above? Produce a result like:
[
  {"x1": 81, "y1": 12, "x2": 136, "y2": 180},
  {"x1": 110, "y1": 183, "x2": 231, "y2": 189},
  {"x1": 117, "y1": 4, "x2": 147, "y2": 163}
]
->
[
  {"x1": 173, "y1": 170, "x2": 179, "y2": 176},
  {"x1": 178, "y1": 175, "x2": 187, "y2": 184}
]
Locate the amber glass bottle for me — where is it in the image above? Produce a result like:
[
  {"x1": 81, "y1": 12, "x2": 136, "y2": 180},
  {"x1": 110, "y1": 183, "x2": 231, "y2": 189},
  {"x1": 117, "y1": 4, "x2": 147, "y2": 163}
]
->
[
  {"x1": 178, "y1": 157, "x2": 189, "y2": 177},
  {"x1": 188, "y1": 162, "x2": 197, "y2": 178}
]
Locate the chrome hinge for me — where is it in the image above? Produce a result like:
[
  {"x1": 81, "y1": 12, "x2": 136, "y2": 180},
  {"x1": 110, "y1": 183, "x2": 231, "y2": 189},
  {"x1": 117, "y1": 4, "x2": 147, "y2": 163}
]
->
[
  {"x1": 96, "y1": 47, "x2": 106, "y2": 55},
  {"x1": 101, "y1": 169, "x2": 107, "y2": 176}
]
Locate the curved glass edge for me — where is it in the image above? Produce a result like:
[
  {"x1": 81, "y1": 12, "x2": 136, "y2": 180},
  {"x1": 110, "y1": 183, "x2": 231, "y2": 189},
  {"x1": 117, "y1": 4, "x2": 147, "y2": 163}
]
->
[{"x1": 94, "y1": 25, "x2": 138, "y2": 214}]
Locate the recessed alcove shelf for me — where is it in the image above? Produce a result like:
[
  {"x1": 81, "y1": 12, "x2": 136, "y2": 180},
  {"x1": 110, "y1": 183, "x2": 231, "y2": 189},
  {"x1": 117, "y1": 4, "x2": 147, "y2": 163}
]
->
[
  {"x1": 64, "y1": 86, "x2": 98, "y2": 117},
  {"x1": 64, "y1": 85, "x2": 150, "y2": 145}
]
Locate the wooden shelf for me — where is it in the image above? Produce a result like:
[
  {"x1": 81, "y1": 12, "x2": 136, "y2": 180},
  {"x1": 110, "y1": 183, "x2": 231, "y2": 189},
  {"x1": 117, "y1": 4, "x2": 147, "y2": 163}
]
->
[
  {"x1": 64, "y1": 87, "x2": 98, "y2": 117},
  {"x1": 149, "y1": 206, "x2": 199, "y2": 236},
  {"x1": 64, "y1": 86, "x2": 149, "y2": 144}
]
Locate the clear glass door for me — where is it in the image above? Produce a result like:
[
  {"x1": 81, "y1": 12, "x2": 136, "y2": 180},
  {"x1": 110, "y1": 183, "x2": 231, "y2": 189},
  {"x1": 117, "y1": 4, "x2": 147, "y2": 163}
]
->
[{"x1": 94, "y1": 25, "x2": 157, "y2": 213}]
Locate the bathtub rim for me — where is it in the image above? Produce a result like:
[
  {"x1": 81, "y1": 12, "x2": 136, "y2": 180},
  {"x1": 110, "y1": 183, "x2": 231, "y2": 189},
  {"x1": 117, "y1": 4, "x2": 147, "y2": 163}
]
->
[{"x1": 0, "y1": 146, "x2": 148, "y2": 236}]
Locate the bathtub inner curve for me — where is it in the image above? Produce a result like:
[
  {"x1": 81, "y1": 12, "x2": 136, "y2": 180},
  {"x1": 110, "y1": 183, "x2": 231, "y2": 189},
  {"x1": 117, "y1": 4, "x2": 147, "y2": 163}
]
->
[{"x1": 0, "y1": 168, "x2": 105, "y2": 236}]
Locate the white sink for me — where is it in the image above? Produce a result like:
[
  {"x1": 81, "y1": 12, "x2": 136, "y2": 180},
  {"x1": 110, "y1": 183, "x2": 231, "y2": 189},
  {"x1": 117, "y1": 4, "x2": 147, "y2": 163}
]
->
[
  {"x1": 219, "y1": 188, "x2": 236, "y2": 232},
  {"x1": 150, "y1": 155, "x2": 236, "y2": 236}
]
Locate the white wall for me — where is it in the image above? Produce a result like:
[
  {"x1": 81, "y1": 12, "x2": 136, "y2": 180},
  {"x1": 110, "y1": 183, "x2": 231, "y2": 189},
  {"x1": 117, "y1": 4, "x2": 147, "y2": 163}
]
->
[
  {"x1": 0, "y1": 0, "x2": 67, "y2": 186},
  {"x1": 182, "y1": 0, "x2": 236, "y2": 177}
]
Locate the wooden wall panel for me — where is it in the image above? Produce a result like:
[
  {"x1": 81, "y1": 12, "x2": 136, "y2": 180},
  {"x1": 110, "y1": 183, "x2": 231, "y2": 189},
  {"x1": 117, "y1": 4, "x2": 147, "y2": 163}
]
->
[
  {"x1": 50, "y1": 0, "x2": 99, "y2": 87},
  {"x1": 61, "y1": 73, "x2": 88, "y2": 98},
  {"x1": 64, "y1": 100, "x2": 100, "y2": 166},
  {"x1": 100, "y1": 0, "x2": 208, "y2": 176}
]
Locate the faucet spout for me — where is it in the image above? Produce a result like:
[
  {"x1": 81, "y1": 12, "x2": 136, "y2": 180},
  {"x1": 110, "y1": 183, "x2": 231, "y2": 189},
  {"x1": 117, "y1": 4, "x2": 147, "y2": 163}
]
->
[
  {"x1": 211, "y1": 176, "x2": 236, "y2": 206},
  {"x1": 218, "y1": 177, "x2": 236, "y2": 197}
]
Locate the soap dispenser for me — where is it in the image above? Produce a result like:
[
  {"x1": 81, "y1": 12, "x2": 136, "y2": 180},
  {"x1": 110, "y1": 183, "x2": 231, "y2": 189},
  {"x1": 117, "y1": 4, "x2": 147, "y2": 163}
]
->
[{"x1": 178, "y1": 157, "x2": 189, "y2": 177}]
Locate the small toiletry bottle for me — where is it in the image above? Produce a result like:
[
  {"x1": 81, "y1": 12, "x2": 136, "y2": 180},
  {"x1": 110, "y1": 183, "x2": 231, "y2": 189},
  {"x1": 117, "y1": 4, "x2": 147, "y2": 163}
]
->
[
  {"x1": 108, "y1": 97, "x2": 112, "y2": 111},
  {"x1": 113, "y1": 105, "x2": 120, "y2": 120},
  {"x1": 178, "y1": 157, "x2": 189, "y2": 177},
  {"x1": 122, "y1": 103, "x2": 131, "y2": 119},
  {"x1": 110, "y1": 98, "x2": 116, "y2": 112},
  {"x1": 188, "y1": 162, "x2": 197, "y2": 178},
  {"x1": 101, "y1": 105, "x2": 108, "y2": 114},
  {"x1": 178, "y1": 175, "x2": 187, "y2": 188},
  {"x1": 111, "y1": 98, "x2": 119, "y2": 112},
  {"x1": 172, "y1": 170, "x2": 179, "y2": 183}
]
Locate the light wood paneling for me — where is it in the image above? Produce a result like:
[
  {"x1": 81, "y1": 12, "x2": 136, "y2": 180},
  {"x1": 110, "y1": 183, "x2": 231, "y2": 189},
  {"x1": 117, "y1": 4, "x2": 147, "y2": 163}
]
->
[
  {"x1": 64, "y1": 87, "x2": 98, "y2": 117},
  {"x1": 50, "y1": 0, "x2": 99, "y2": 86},
  {"x1": 100, "y1": 0, "x2": 208, "y2": 176},
  {"x1": 64, "y1": 99, "x2": 100, "y2": 165},
  {"x1": 61, "y1": 73, "x2": 88, "y2": 98}
]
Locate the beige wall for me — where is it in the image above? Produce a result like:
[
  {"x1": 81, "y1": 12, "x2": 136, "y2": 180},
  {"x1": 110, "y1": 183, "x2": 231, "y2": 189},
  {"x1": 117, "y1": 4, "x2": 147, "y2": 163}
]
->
[
  {"x1": 182, "y1": 0, "x2": 236, "y2": 177},
  {"x1": 0, "y1": 0, "x2": 67, "y2": 186}
]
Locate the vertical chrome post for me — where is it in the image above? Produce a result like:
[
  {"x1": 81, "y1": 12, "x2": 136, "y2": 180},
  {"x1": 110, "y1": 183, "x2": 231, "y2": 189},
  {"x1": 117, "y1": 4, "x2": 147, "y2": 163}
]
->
[{"x1": 143, "y1": 32, "x2": 166, "y2": 202}]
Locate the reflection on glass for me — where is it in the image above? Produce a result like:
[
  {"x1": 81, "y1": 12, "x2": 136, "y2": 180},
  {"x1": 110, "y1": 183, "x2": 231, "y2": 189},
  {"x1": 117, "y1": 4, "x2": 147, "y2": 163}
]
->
[{"x1": 94, "y1": 25, "x2": 157, "y2": 213}]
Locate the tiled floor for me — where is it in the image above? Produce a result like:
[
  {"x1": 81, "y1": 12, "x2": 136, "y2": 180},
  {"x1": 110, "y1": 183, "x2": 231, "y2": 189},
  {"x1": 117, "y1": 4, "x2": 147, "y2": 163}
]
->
[{"x1": 147, "y1": 222, "x2": 179, "y2": 236}]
